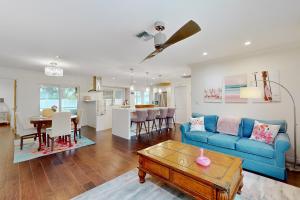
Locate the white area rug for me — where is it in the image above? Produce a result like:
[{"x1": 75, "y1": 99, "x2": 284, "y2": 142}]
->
[{"x1": 72, "y1": 169, "x2": 300, "y2": 200}]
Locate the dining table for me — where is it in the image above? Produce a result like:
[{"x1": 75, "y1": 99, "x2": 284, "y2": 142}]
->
[{"x1": 30, "y1": 115, "x2": 78, "y2": 151}]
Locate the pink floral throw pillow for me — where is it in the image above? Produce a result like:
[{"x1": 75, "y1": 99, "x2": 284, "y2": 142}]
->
[
  {"x1": 250, "y1": 120, "x2": 280, "y2": 144},
  {"x1": 190, "y1": 117, "x2": 205, "y2": 132}
]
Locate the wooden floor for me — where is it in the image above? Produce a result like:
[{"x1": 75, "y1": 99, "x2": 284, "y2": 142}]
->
[{"x1": 0, "y1": 125, "x2": 299, "y2": 200}]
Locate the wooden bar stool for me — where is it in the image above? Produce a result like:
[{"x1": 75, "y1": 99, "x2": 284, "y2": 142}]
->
[
  {"x1": 166, "y1": 108, "x2": 176, "y2": 131},
  {"x1": 146, "y1": 109, "x2": 158, "y2": 133},
  {"x1": 156, "y1": 108, "x2": 168, "y2": 133},
  {"x1": 131, "y1": 110, "x2": 148, "y2": 138}
]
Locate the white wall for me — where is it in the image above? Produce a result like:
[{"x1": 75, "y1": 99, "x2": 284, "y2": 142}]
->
[
  {"x1": 0, "y1": 78, "x2": 14, "y2": 126},
  {"x1": 0, "y1": 67, "x2": 91, "y2": 126},
  {"x1": 170, "y1": 79, "x2": 192, "y2": 122},
  {"x1": 190, "y1": 46, "x2": 300, "y2": 162}
]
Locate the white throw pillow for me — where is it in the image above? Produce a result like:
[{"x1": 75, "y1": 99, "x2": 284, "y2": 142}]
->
[
  {"x1": 190, "y1": 117, "x2": 205, "y2": 132},
  {"x1": 250, "y1": 120, "x2": 280, "y2": 144}
]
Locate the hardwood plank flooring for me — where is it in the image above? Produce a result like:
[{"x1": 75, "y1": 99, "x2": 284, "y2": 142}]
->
[{"x1": 0, "y1": 125, "x2": 299, "y2": 200}]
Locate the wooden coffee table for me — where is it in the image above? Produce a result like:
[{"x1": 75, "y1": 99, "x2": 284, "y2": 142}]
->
[{"x1": 137, "y1": 140, "x2": 243, "y2": 200}]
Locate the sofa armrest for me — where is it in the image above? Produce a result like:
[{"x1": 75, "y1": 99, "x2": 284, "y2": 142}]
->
[
  {"x1": 275, "y1": 133, "x2": 291, "y2": 152},
  {"x1": 180, "y1": 122, "x2": 190, "y2": 142},
  {"x1": 180, "y1": 122, "x2": 190, "y2": 134}
]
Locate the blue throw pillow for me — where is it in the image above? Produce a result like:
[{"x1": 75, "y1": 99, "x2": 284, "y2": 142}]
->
[
  {"x1": 192, "y1": 112, "x2": 203, "y2": 118},
  {"x1": 242, "y1": 118, "x2": 255, "y2": 138},
  {"x1": 204, "y1": 115, "x2": 219, "y2": 133}
]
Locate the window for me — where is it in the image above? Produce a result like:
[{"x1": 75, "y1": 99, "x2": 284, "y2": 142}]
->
[
  {"x1": 40, "y1": 85, "x2": 78, "y2": 114},
  {"x1": 134, "y1": 91, "x2": 142, "y2": 105},
  {"x1": 61, "y1": 87, "x2": 78, "y2": 114},
  {"x1": 40, "y1": 86, "x2": 60, "y2": 111},
  {"x1": 103, "y1": 90, "x2": 113, "y2": 106},
  {"x1": 134, "y1": 90, "x2": 151, "y2": 105},
  {"x1": 143, "y1": 91, "x2": 150, "y2": 104},
  {"x1": 114, "y1": 89, "x2": 125, "y2": 105}
]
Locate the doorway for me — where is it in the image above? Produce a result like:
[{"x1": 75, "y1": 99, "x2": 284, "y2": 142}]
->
[
  {"x1": 0, "y1": 78, "x2": 16, "y2": 133},
  {"x1": 174, "y1": 86, "x2": 187, "y2": 123}
]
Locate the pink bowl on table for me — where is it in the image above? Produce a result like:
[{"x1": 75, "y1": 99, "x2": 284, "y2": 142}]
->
[{"x1": 196, "y1": 148, "x2": 211, "y2": 167}]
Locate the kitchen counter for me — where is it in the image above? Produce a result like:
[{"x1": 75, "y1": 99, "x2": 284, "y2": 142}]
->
[{"x1": 112, "y1": 107, "x2": 172, "y2": 140}]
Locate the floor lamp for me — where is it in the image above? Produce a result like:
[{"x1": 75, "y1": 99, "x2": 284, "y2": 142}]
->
[{"x1": 240, "y1": 80, "x2": 299, "y2": 171}]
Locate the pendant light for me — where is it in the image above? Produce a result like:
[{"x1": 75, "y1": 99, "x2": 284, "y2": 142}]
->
[
  {"x1": 130, "y1": 68, "x2": 134, "y2": 91},
  {"x1": 45, "y1": 56, "x2": 63, "y2": 77},
  {"x1": 145, "y1": 72, "x2": 150, "y2": 92},
  {"x1": 158, "y1": 74, "x2": 162, "y2": 93}
]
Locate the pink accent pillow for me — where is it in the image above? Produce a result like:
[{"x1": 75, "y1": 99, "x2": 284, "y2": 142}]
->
[
  {"x1": 217, "y1": 117, "x2": 241, "y2": 136},
  {"x1": 250, "y1": 120, "x2": 280, "y2": 144}
]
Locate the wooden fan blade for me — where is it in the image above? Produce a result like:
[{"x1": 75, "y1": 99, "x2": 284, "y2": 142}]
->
[
  {"x1": 162, "y1": 20, "x2": 201, "y2": 49},
  {"x1": 142, "y1": 49, "x2": 161, "y2": 62}
]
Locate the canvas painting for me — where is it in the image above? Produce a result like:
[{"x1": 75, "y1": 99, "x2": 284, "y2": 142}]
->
[
  {"x1": 250, "y1": 71, "x2": 281, "y2": 102},
  {"x1": 224, "y1": 74, "x2": 247, "y2": 103},
  {"x1": 204, "y1": 88, "x2": 222, "y2": 103}
]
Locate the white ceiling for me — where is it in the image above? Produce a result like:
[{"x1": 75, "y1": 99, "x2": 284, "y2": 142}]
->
[{"x1": 0, "y1": 0, "x2": 300, "y2": 85}]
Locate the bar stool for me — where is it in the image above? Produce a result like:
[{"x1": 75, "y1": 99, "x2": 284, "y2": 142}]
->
[
  {"x1": 131, "y1": 110, "x2": 148, "y2": 138},
  {"x1": 156, "y1": 108, "x2": 168, "y2": 133},
  {"x1": 166, "y1": 108, "x2": 176, "y2": 131},
  {"x1": 146, "y1": 109, "x2": 158, "y2": 133}
]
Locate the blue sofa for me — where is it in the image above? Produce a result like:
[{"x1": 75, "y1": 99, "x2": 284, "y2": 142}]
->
[{"x1": 180, "y1": 113, "x2": 291, "y2": 180}]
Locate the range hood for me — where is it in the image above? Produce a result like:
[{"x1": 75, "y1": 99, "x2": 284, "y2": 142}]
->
[{"x1": 88, "y1": 76, "x2": 103, "y2": 92}]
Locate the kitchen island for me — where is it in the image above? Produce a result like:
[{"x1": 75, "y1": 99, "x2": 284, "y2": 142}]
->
[{"x1": 112, "y1": 107, "x2": 172, "y2": 140}]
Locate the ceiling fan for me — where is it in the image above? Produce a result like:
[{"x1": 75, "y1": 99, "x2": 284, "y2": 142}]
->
[{"x1": 136, "y1": 20, "x2": 201, "y2": 62}]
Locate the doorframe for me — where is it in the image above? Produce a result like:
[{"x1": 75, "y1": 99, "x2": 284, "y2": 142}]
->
[
  {"x1": 174, "y1": 85, "x2": 188, "y2": 123},
  {"x1": 0, "y1": 77, "x2": 17, "y2": 134},
  {"x1": 13, "y1": 79, "x2": 17, "y2": 134}
]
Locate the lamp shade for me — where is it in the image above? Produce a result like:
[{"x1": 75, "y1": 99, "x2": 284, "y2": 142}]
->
[{"x1": 240, "y1": 86, "x2": 263, "y2": 99}]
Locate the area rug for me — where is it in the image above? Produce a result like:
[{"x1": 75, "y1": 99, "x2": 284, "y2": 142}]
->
[
  {"x1": 14, "y1": 135, "x2": 95, "y2": 163},
  {"x1": 72, "y1": 169, "x2": 300, "y2": 200}
]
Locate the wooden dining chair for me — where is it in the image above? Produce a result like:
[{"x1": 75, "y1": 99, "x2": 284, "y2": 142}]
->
[
  {"x1": 73, "y1": 109, "x2": 84, "y2": 139},
  {"x1": 47, "y1": 112, "x2": 72, "y2": 151},
  {"x1": 16, "y1": 112, "x2": 42, "y2": 150}
]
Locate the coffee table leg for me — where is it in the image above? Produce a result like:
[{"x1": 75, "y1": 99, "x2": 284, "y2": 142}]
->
[
  {"x1": 138, "y1": 169, "x2": 146, "y2": 183},
  {"x1": 237, "y1": 178, "x2": 243, "y2": 194}
]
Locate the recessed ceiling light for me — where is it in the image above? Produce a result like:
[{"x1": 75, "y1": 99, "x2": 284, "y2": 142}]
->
[
  {"x1": 202, "y1": 52, "x2": 208, "y2": 56},
  {"x1": 183, "y1": 73, "x2": 187, "y2": 76},
  {"x1": 112, "y1": 77, "x2": 116, "y2": 80},
  {"x1": 244, "y1": 41, "x2": 251, "y2": 46}
]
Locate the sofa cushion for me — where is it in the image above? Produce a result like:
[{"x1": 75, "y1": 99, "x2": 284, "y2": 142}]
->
[
  {"x1": 208, "y1": 134, "x2": 240, "y2": 149},
  {"x1": 185, "y1": 131, "x2": 215, "y2": 143},
  {"x1": 242, "y1": 118, "x2": 287, "y2": 138},
  {"x1": 204, "y1": 115, "x2": 219, "y2": 133},
  {"x1": 236, "y1": 138, "x2": 274, "y2": 159}
]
